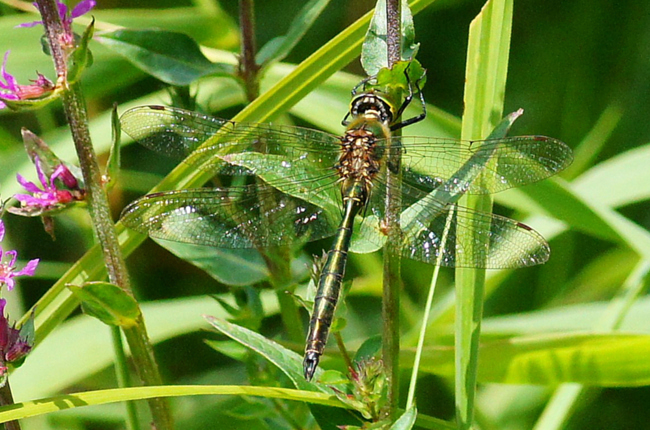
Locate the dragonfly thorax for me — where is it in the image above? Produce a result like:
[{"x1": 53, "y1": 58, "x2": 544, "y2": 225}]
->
[{"x1": 336, "y1": 128, "x2": 381, "y2": 204}]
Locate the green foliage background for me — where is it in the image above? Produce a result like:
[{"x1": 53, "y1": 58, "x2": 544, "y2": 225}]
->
[{"x1": 0, "y1": 0, "x2": 649, "y2": 429}]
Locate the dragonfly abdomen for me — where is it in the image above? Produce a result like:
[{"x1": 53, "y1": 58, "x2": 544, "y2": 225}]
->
[{"x1": 303, "y1": 180, "x2": 368, "y2": 381}]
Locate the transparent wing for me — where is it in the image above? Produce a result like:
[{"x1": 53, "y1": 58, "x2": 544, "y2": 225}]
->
[
  {"x1": 400, "y1": 203, "x2": 550, "y2": 269},
  {"x1": 120, "y1": 185, "x2": 339, "y2": 248},
  {"x1": 120, "y1": 105, "x2": 343, "y2": 178},
  {"x1": 378, "y1": 136, "x2": 572, "y2": 194},
  {"x1": 360, "y1": 178, "x2": 550, "y2": 269}
]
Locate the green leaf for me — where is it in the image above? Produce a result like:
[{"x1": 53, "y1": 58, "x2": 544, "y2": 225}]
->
[
  {"x1": 390, "y1": 406, "x2": 417, "y2": 430},
  {"x1": 416, "y1": 333, "x2": 650, "y2": 387},
  {"x1": 153, "y1": 240, "x2": 269, "y2": 286},
  {"x1": 67, "y1": 18, "x2": 95, "y2": 85},
  {"x1": 361, "y1": 0, "x2": 419, "y2": 76},
  {"x1": 256, "y1": 0, "x2": 333, "y2": 65},
  {"x1": 353, "y1": 335, "x2": 382, "y2": 363},
  {"x1": 455, "y1": 1, "x2": 513, "y2": 429},
  {"x1": 12, "y1": 294, "x2": 280, "y2": 400},
  {"x1": 372, "y1": 59, "x2": 427, "y2": 94},
  {"x1": 95, "y1": 29, "x2": 233, "y2": 86},
  {"x1": 477, "y1": 294, "x2": 650, "y2": 337},
  {"x1": 0, "y1": 89, "x2": 61, "y2": 111},
  {"x1": 67, "y1": 282, "x2": 141, "y2": 328},
  {"x1": 0, "y1": 385, "x2": 341, "y2": 425},
  {"x1": 205, "y1": 317, "x2": 363, "y2": 430},
  {"x1": 205, "y1": 316, "x2": 324, "y2": 391}
]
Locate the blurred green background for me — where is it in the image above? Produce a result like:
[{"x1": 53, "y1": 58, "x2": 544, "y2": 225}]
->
[{"x1": 0, "y1": 0, "x2": 649, "y2": 429}]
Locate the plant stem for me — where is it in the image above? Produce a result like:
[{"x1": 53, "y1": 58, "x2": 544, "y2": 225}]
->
[
  {"x1": 382, "y1": 0, "x2": 403, "y2": 420},
  {"x1": 239, "y1": 0, "x2": 260, "y2": 101},
  {"x1": 238, "y1": 0, "x2": 302, "y2": 344},
  {"x1": 0, "y1": 379, "x2": 21, "y2": 430},
  {"x1": 111, "y1": 327, "x2": 139, "y2": 430},
  {"x1": 386, "y1": 0, "x2": 402, "y2": 66},
  {"x1": 35, "y1": 1, "x2": 173, "y2": 429}
]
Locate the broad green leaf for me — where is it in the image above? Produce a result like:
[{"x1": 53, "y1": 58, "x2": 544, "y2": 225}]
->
[
  {"x1": 414, "y1": 332, "x2": 650, "y2": 386},
  {"x1": 361, "y1": 0, "x2": 419, "y2": 76},
  {"x1": 95, "y1": 29, "x2": 233, "y2": 86},
  {"x1": 153, "y1": 240, "x2": 269, "y2": 287},
  {"x1": 574, "y1": 141, "x2": 650, "y2": 208},
  {"x1": 256, "y1": 0, "x2": 333, "y2": 65},
  {"x1": 12, "y1": 294, "x2": 280, "y2": 400},
  {"x1": 67, "y1": 282, "x2": 141, "y2": 328},
  {"x1": 478, "y1": 295, "x2": 650, "y2": 337},
  {"x1": 520, "y1": 179, "x2": 650, "y2": 259}
]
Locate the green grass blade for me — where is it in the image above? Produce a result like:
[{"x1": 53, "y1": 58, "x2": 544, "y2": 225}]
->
[
  {"x1": 455, "y1": 0, "x2": 513, "y2": 428},
  {"x1": 0, "y1": 385, "x2": 341, "y2": 424}
]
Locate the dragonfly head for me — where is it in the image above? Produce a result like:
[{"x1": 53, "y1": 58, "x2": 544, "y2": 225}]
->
[{"x1": 348, "y1": 91, "x2": 396, "y2": 126}]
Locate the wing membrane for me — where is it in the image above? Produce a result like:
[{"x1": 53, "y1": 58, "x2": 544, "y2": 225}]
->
[
  {"x1": 121, "y1": 185, "x2": 338, "y2": 248},
  {"x1": 384, "y1": 136, "x2": 572, "y2": 194},
  {"x1": 120, "y1": 105, "x2": 342, "y2": 177}
]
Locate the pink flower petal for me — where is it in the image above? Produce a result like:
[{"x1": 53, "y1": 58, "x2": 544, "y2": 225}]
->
[
  {"x1": 3, "y1": 277, "x2": 15, "y2": 290},
  {"x1": 34, "y1": 157, "x2": 49, "y2": 189},
  {"x1": 0, "y1": 52, "x2": 18, "y2": 92},
  {"x1": 4, "y1": 250, "x2": 17, "y2": 268},
  {"x1": 13, "y1": 194, "x2": 46, "y2": 206},
  {"x1": 16, "y1": 174, "x2": 42, "y2": 194},
  {"x1": 56, "y1": 1, "x2": 68, "y2": 19},
  {"x1": 71, "y1": 0, "x2": 95, "y2": 18},
  {"x1": 15, "y1": 20, "x2": 43, "y2": 28},
  {"x1": 15, "y1": 259, "x2": 39, "y2": 277},
  {"x1": 0, "y1": 220, "x2": 4, "y2": 242}
]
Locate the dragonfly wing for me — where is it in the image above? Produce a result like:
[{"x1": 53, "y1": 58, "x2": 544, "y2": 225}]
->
[
  {"x1": 120, "y1": 185, "x2": 338, "y2": 248},
  {"x1": 120, "y1": 105, "x2": 232, "y2": 159},
  {"x1": 387, "y1": 136, "x2": 572, "y2": 194},
  {"x1": 362, "y1": 178, "x2": 549, "y2": 268},
  {"x1": 120, "y1": 105, "x2": 342, "y2": 177},
  {"x1": 400, "y1": 203, "x2": 549, "y2": 269}
]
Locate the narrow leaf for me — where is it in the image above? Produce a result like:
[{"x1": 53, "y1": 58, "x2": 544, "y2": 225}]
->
[
  {"x1": 256, "y1": 0, "x2": 333, "y2": 65},
  {"x1": 67, "y1": 18, "x2": 95, "y2": 84},
  {"x1": 455, "y1": 0, "x2": 513, "y2": 428},
  {"x1": 95, "y1": 29, "x2": 233, "y2": 85}
]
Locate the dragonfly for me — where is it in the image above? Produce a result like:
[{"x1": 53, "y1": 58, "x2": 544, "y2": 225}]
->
[{"x1": 119, "y1": 84, "x2": 572, "y2": 381}]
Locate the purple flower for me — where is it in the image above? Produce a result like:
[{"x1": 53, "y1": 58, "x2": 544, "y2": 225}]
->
[
  {"x1": 14, "y1": 156, "x2": 82, "y2": 212},
  {"x1": 0, "y1": 51, "x2": 54, "y2": 110},
  {"x1": 0, "y1": 298, "x2": 33, "y2": 369},
  {"x1": 18, "y1": 0, "x2": 96, "y2": 46},
  {"x1": 0, "y1": 221, "x2": 39, "y2": 291}
]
